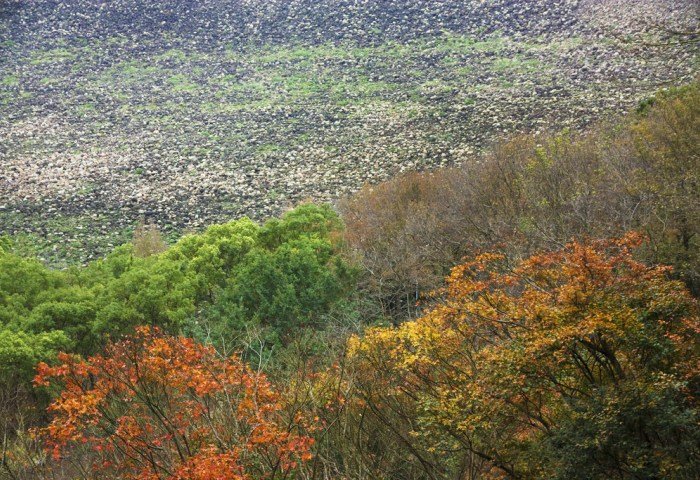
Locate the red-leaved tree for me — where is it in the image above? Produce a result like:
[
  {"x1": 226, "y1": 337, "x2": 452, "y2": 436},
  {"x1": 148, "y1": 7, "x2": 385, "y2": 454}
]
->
[{"x1": 33, "y1": 327, "x2": 314, "y2": 480}]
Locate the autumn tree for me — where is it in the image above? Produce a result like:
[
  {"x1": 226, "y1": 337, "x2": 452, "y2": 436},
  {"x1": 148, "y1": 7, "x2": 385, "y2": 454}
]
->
[
  {"x1": 631, "y1": 83, "x2": 700, "y2": 294},
  {"x1": 132, "y1": 221, "x2": 168, "y2": 258},
  {"x1": 348, "y1": 233, "x2": 700, "y2": 479},
  {"x1": 31, "y1": 328, "x2": 315, "y2": 480}
]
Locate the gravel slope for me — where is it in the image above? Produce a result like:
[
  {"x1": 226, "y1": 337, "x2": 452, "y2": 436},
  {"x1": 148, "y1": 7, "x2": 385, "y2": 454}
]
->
[{"x1": 0, "y1": 0, "x2": 698, "y2": 264}]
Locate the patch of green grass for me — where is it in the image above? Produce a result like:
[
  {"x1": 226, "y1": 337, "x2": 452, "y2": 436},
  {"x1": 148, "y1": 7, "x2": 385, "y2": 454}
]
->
[
  {"x1": 441, "y1": 56, "x2": 462, "y2": 67},
  {"x1": 106, "y1": 36, "x2": 128, "y2": 46},
  {"x1": 420, "y1": 79, "x2": 453, "y2": 94},
  {"x1": 102, "y1": 60, "x2": 162, "y2": 85},
  {"x1": 75, "y1": 103, "x2": 97, "y2": 116},
  {"x1": 70, "y1": 61, "x2": 89, "y2": 74},
  {"x1": 334, "y1": 97, "x2": 351, "y2": 106},
  {"x1": 39, "y1": 77, "x2": 62, "y2": 86},
  {"x1": 473, "y1": 36, "x2": 507, "y2": 52},
  {"x1": 168, "y1": 74, "x2": 198, "y2": 92},
  {"x1": 200, "y1": 130, "x2": 221, "y2": 141},
  {"x1": 324, "y1": 145, "x2": 339, "y2": 154},
  {"x1": 155, "y1": 49, "x2": 189, "y2": 63},
  {"x1": 347, "y1": 45, "x2": 376, "y2": 59},
  {"x1": 266, "y1": 190, "x2": 280, "y2": 201},
  {"x1": 76, "y1": 181, "x2": 97, "y2": 195},
  {"x1": 255, "y1": 42, "x2": 375, "y2": 65},
  {"x1": 336, "y1": 76, "x2": 395, "y2": 98},
  {"x1": 257, "y1": 45, "x2": 318, "y2": 64},
  {"x1": 224, "y1": 79, "x2": 268, "y2": 96},
  {"x1": 381, "y1": 40, "x2": 418, "y2": 59},
  {"x1": 257, "y1": 144, "x2": 281, "y2": 154},
  {"x1": 203, "y1": 100, "x2": 270, "y2": 114},
  {"x1": 433, "y1": 34, "x2": 478, "y2": 53},
  {"x1": 492, "y1": 57, "x2": 540, "y2": 73},
  {"x1": 29, "y1": 47, "x2": 77, "y2": 65},
  {"x1": 215, "y1": 74, "x2": 240, "y2": 85},
  {"x1": 294, "y1": 133, "x2": 311, "y2": 144},
  {"x1": 552, "y1": 36, "x2": 584, "y2": 51},
  {"x1": 110, "y1": 91, "x2": 130, "y2": 102},
  {"x1": 1, "y1": 75, "x2": 19, "y2": 87},
  {"x1": 456, "y1": 65, "x2": 474, "y2": 76},
  {"x1": 281, "y1": 74, "x2": 322, "y2": 98}
]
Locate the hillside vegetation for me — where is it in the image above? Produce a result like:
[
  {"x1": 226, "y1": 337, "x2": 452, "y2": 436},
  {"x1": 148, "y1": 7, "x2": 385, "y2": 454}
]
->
[
  {"x1": 1, "y1": 79, "x2": 698, "y2": 480},
  {"x1": 342, "y1": 81, "x2": 700, "y2": 317}
]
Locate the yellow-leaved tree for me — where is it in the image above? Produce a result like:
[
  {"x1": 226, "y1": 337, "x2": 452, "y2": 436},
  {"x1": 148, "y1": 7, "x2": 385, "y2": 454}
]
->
[{"x1": 348, "y1": 233, "x2": 699, "y2": 479}]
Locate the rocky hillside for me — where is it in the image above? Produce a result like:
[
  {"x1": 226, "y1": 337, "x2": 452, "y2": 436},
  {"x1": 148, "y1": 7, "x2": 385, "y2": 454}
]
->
[{"x1": 0, "y1": 0, "x2": 697, "y2": 263}]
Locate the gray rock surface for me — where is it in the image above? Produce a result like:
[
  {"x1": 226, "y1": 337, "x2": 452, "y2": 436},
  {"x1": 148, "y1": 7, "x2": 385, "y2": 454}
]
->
[{"x1": 0, "y1": 0, "x2": 698, "y2": 264}]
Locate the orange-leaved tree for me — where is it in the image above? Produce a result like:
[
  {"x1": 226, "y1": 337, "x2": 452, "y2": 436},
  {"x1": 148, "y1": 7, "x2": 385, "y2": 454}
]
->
[
  {"x1": 33, "y1": 327, "x2": 314, "y2": 480},
  {"x1": 348, "y1": 233, "x2": 699, "y2": 479}
]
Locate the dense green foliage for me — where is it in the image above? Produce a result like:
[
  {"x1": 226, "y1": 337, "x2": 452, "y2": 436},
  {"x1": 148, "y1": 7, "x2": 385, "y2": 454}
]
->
[{"x1": 0, "y1": 204, "x2": 354, "y2": 384}]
